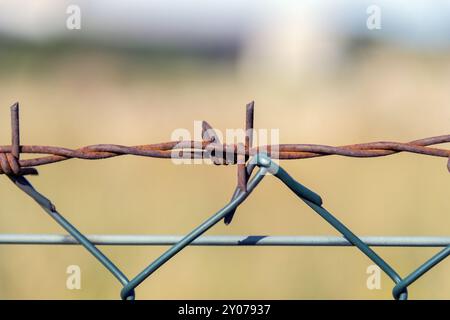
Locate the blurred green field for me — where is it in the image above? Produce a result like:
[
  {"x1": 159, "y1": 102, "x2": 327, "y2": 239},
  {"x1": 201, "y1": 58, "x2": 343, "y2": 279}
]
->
[{"x1": 0, "y1": 45, "x2": 449, "y2": 299}]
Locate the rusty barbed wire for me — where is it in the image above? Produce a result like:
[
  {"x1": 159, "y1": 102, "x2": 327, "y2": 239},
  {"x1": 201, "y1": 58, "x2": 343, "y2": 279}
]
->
[{"x1": 0, "y1": 102, "x2": 449, "y2": 176}]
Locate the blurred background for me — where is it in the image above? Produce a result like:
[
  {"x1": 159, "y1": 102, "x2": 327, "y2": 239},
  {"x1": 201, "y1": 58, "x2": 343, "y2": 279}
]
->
[{"x1": 0, "y1": 0, "x2": 449, "y2": 299}]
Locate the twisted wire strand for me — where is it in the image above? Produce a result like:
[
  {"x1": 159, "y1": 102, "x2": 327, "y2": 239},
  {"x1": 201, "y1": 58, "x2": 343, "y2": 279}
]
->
[
  {"x1": 0, "y1": 135, "x2": 449, "y2": 173},
  {"x1": 0, "y1": 102, "x2": 449, "y2": 175}
]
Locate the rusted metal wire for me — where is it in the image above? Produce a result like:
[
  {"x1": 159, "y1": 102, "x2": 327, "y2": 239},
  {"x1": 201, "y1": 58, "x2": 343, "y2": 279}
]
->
[
  {"x1": 0, "y1": 103, "x2": 449, "y2": 176},
  {"x1": 237, "y1": 100, "x2": 255, "y2": 192}
]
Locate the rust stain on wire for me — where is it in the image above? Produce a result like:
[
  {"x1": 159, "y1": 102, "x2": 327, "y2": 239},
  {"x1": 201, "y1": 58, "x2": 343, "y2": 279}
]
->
[
  {"x1": 0, "y1": 102, "x2": 449, "y2": 176},
  {"x1": 237, "y1": 101, "x2": 255, "y2": 192}
]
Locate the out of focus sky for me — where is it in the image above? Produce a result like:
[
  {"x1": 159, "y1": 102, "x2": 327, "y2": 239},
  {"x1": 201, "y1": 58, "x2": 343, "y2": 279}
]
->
[
  {"x1": 0, "y1": 1, "x2": 449, "y2": 300},
  {"x1": 2, "y1": 1, "x2": 450, "y2": 80},
  {"x1": 2, "y1": 1, "x2": 450, "y2": 46}
]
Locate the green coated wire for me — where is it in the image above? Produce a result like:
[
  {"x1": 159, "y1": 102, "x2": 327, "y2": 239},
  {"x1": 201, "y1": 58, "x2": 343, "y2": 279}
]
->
[
  {"x1": 7, "y1": 175, "x2": 136, "y2": 300},
  {"x1": 120, "y1": 166, "x2": 269, "y2": 299},
  {"x1": 393, "y1": 245, "x2": 450, "y2": 299},
  {"x1": 257, "y1": 155, "x2": 408, "y2": 300},
  {"x1": 6, "y1": 154, "x2": 448, "y2": 300}
]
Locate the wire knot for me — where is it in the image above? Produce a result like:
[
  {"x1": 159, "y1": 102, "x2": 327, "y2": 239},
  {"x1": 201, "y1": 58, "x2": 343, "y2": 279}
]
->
[
  {"x1": 0, "y1": 103, "x2": 38, "y2": 176},
  {"x1": 0, "y1": 152, "x2": 21, "y2": 175}
]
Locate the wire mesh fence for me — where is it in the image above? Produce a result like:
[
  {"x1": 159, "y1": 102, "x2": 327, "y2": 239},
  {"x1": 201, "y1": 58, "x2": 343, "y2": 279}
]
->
[{"x1": 1, "y1": 102, "x2": 449, "y2": 300}]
